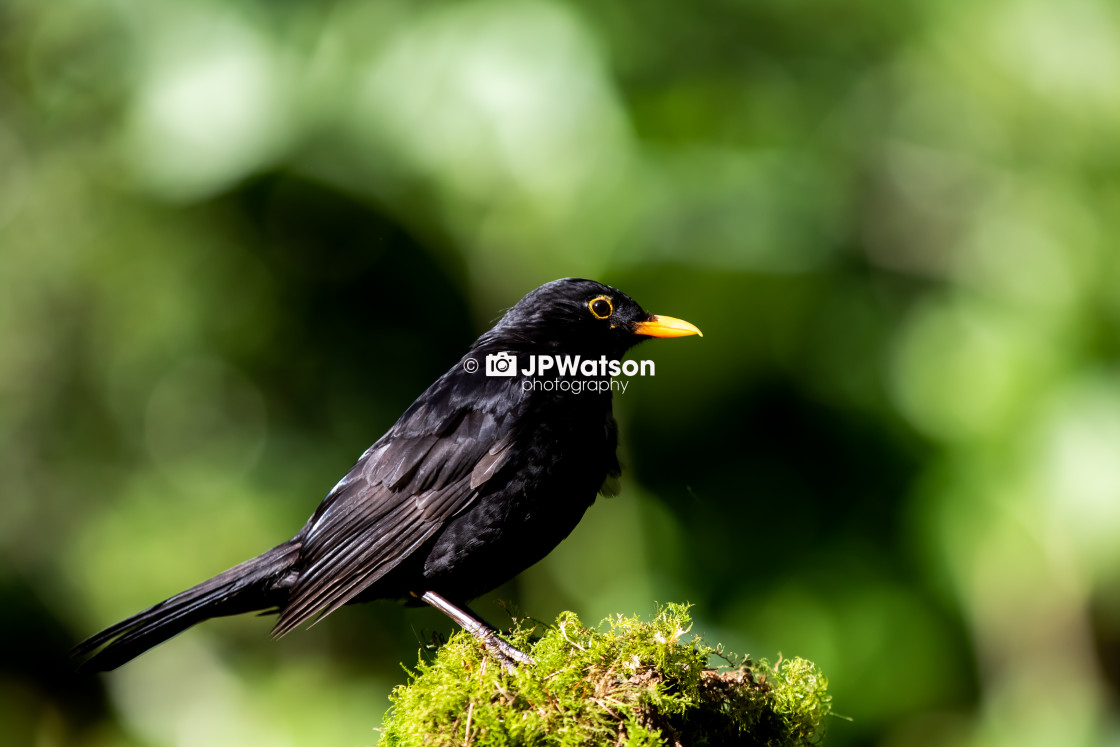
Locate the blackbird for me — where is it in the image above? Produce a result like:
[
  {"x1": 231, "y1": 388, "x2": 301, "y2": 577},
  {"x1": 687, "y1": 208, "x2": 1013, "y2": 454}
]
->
[{"x1": 74, "y1": 278, "x2": 701, "y2": 670}]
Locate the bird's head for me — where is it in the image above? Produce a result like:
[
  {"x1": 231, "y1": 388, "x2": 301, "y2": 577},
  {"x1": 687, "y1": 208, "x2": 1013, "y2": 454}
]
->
[{"x1": 475, "y1": 278, "x2": 702, "y2": 359}]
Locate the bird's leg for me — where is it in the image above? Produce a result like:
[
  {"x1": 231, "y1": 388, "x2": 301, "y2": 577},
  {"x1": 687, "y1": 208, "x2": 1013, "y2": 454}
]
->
[{"x1": 419, "y1": 590, "x2": 536, "y2": 670}]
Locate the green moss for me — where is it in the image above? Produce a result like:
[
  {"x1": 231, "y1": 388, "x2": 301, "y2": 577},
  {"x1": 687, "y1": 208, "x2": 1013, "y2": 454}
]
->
[{"x1": 379, "y1": 604, "x2": 831, "y2": 746}]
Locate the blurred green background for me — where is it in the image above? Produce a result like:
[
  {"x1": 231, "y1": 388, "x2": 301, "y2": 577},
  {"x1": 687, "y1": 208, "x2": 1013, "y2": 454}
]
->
[{"x1": 3, "y1": 0, "x2": 1120, "y2": 745}]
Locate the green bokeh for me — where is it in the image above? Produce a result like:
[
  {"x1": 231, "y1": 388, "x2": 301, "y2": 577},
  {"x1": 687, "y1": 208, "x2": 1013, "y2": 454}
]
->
[{"x1": 2, "y1": 0, "x2": 1119, "y2": 745}]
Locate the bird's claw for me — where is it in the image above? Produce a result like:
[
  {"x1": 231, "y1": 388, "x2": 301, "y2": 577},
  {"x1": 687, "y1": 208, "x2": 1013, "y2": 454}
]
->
[{"x1": 476, "y1": 628, "x2": 536, "y2": 671}]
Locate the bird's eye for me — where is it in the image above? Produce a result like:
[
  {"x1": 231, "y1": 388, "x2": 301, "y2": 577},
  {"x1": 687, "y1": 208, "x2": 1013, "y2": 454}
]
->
[{"x1": 589, "y1": 297, "x2": 613, "y2": 319}]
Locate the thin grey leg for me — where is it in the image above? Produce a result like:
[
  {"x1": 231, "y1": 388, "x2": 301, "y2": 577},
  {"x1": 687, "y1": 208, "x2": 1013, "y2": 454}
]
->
[{"x1": 419, "y1": 590, "x2": 536, "y2": 669}]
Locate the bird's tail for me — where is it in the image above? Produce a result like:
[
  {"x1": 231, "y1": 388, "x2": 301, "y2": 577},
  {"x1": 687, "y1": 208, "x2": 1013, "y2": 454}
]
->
[{"x1": 73, "y1": 540, "x2": 301, "y2": 672}]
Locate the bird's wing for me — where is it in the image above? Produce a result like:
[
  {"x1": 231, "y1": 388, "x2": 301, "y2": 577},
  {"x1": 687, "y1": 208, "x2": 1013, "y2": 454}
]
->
[{"x1": 273, "y1": 370, "x2": 520, "y2": 636}]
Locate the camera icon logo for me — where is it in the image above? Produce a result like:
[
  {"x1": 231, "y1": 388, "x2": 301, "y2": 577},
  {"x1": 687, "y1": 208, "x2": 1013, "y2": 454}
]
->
[{"x1": 485, "y1": 352, "x2": 518, "y2": 377}]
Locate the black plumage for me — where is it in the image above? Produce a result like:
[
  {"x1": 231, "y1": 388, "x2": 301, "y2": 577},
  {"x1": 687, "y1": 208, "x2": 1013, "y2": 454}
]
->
[{"x1": 74, "y1": 278, "x2": 701, "y2": 670}]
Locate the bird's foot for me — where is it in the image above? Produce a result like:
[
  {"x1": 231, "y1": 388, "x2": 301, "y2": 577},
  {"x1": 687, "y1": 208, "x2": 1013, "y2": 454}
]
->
[
  {"x1": 473, "y1": 627, "x2": 535, "y2": 671},
  {"x1": 418, "y1": 589, "x2": 535, "y2": 670}
]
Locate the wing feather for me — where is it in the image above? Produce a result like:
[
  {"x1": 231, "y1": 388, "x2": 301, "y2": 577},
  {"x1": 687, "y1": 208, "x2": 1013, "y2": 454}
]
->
[{"x1": 273, "y1": 371, "x2": 520, "y2": 636}]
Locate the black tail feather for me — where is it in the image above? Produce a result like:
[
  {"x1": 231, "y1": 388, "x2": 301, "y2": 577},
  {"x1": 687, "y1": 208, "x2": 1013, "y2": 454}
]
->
[{"x1": 73, "y1": 541, "x2": 300, "y2": 672}]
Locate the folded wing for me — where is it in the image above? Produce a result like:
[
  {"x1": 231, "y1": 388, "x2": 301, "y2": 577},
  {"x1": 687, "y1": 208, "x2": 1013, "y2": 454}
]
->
[{"x1": 273, "y1": 371, "x2": 519, "y2": 636}]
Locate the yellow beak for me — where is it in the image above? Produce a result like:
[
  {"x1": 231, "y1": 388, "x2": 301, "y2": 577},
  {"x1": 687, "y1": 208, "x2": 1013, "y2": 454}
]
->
[{"x1": 631, "y1": 314, "x2": 703, "y2": 339}]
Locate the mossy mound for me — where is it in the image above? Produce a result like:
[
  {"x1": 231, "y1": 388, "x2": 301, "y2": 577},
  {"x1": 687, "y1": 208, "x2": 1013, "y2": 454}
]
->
[{"x1": 380, "y1": 604, "x2": 830, "y2": 746}]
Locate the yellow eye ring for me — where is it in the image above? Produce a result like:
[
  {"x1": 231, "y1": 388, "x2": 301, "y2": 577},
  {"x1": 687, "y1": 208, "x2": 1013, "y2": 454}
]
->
[{"x1": 589, "y1": 296, "x2": 613, "y2": 319}]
